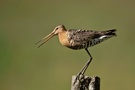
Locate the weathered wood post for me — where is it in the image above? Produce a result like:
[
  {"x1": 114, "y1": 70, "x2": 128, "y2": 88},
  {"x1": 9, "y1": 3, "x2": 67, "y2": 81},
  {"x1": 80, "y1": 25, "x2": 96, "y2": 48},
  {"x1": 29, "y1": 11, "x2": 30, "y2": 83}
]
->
[
  {"x1": 71, "y1": 60, "x2": 100, "y2": 90},
  {"x1": 71, "y1": 75, "x2": 100, "y2": 90}
]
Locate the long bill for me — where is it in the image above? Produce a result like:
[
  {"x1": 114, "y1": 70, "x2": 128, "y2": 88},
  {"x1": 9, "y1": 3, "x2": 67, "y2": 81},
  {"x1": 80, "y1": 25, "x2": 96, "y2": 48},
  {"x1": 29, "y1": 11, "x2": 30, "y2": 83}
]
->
[{"x1": 35, "y1": 32, "x2": 55, "y2": 48}]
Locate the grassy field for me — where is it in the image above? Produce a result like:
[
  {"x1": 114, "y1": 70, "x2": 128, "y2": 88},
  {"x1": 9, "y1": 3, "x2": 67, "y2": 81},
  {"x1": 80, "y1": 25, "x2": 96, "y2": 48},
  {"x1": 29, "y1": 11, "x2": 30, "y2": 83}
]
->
[{"x1": 0, "y1": 0, "x2": 135, "y2": 90}]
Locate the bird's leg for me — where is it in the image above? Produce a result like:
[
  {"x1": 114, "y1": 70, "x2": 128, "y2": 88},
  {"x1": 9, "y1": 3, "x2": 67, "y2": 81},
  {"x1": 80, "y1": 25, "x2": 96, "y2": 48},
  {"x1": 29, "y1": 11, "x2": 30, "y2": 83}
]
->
[
  {"x1": 73, "y1": 48, "x2": 93, "y2": 85},
  {"x1": 78, "y1": 48, "x2": 93, "y2": 75},
  {"x1": 83, "y1": 48, "x2": 93, "y2": 73}
]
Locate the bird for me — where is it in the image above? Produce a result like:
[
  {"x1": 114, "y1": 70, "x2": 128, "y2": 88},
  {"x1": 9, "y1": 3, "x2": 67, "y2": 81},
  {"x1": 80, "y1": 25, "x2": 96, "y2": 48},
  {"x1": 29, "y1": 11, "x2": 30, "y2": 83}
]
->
[{"x1": 36, "y1": 25, "x2": 117, "y2": 75}]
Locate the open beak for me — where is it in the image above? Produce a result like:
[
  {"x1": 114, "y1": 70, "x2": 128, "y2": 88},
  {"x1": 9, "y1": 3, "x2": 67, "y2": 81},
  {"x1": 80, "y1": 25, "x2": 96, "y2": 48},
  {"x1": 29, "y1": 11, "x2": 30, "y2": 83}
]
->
[{"x1": 35, "y1": 31, "x2": 55, "y2": 48}]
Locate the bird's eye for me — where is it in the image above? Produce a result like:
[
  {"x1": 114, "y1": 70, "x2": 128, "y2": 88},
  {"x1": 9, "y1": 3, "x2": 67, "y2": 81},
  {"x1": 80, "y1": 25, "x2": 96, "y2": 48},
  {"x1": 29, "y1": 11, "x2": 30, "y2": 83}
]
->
[{"x1": 56, "y1": 28, "x2": 58, "y2": 30}]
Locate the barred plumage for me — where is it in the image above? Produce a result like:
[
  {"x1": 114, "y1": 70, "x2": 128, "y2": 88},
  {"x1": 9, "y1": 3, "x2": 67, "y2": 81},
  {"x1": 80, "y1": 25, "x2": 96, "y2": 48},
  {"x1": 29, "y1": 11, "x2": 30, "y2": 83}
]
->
[{"x1": 66, "y1": 29, "x2": 116, "y2": 50}]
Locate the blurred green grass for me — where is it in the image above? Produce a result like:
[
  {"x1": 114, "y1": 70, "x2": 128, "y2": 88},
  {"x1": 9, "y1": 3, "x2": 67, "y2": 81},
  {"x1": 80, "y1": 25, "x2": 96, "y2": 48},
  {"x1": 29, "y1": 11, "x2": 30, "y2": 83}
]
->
[{"x1": 0, "y1": 0, "x2": 135, "y2": 90}]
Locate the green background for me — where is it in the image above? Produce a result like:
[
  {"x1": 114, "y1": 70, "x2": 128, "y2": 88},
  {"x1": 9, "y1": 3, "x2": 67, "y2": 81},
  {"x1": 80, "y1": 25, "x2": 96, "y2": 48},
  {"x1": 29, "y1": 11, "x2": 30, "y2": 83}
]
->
[{"x1": 0, "y1": 0, "x2": 135, "y2": 90}]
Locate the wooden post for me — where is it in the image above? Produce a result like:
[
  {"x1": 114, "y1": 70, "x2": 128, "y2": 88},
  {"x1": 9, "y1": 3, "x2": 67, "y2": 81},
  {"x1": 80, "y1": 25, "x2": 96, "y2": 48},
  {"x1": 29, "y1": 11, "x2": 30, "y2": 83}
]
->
[
  {"x1": 71, "y1": 75, "x2": 100, "y2": 90},
  {"x1": 71, "y1": 59, "x2": 100, "y2": 90}
]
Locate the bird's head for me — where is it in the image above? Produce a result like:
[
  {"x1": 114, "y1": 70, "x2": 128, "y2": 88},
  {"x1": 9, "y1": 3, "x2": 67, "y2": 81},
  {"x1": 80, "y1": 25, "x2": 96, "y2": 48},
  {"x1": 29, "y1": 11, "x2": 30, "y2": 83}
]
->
[
  {"x1": 35, "y1": 25, "x2": 66, "y2": 48},
  {"x1": 53, "y1": 25, "x2": 66, "y2": 34}
]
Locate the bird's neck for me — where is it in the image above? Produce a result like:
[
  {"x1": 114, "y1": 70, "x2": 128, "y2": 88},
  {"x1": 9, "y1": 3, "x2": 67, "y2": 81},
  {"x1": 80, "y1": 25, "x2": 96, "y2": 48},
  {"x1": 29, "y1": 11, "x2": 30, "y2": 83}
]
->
[{"x1": 58, "y1": 31, "x2": 70, "y2": 47}]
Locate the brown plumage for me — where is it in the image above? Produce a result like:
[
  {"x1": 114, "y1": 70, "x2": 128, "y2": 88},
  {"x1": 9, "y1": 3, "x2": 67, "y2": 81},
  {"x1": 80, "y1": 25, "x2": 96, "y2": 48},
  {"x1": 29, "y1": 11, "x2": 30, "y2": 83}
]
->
[{"x1": 36, "y1": 25, "x2": 117, "y2": 75}]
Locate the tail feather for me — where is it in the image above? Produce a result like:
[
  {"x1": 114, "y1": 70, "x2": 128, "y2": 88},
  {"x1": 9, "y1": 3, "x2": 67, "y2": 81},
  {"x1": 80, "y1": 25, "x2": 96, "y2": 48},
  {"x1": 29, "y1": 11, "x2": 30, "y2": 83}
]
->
[
  {"x1": 98, "y1": 29, "x2": 117, "y2": 40},
  {"x1": 104, "y1": 29, "x2": 117, "y2": 36}
]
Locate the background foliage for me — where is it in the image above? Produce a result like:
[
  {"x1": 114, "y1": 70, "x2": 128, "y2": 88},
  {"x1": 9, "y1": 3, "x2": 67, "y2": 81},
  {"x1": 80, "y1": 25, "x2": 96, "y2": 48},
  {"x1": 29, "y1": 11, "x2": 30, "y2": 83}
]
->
[{"x1": 0, "y1": 0, "x2": 135, "y2": 90}]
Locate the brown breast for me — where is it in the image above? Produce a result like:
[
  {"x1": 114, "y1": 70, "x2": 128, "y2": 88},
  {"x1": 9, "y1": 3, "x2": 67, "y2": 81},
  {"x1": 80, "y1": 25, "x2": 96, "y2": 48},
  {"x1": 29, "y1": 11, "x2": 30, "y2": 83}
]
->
[{"x1": 58, "y1": 31, "x2": 71, "y2": 47}]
